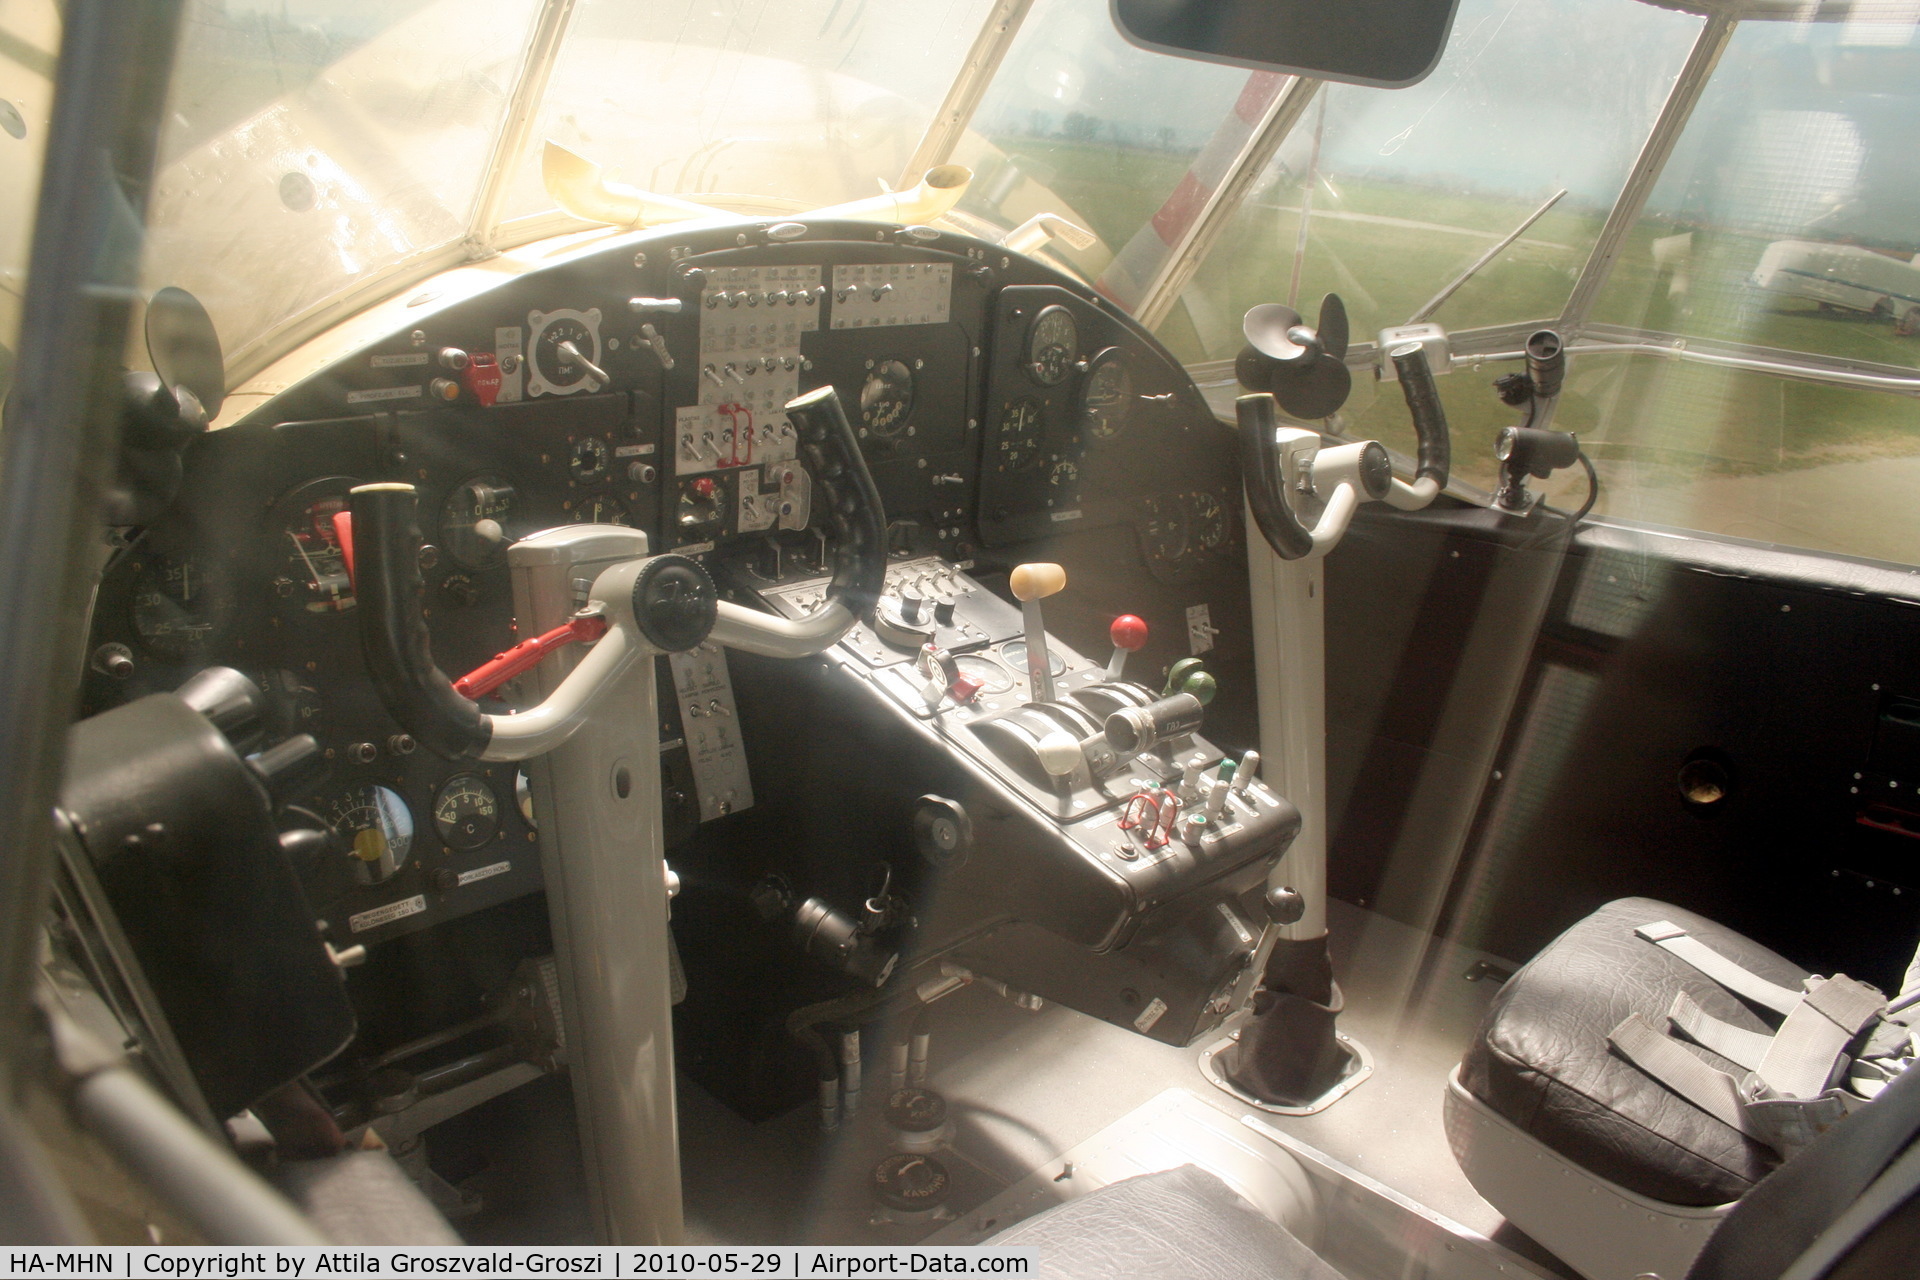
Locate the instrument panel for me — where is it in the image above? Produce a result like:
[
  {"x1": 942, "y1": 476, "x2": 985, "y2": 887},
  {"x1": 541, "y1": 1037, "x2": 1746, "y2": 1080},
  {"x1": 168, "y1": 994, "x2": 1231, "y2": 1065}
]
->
[{"x1": 81, "y1": 219, "x2": 1242, "y2": 952}]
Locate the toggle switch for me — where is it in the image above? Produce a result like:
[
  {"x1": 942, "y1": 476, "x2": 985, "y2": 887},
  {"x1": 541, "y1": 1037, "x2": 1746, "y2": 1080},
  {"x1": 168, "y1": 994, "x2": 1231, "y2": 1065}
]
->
[
  {"x1": 1009, "y1": 563, "x2": 1066, "y2": 703},
  {"x1": 1106, "y1": 614, "x2": 1148, "y2": 681},
  {"x1": 1230, "y1": 750, "x2": 1259, "y2": 795}
]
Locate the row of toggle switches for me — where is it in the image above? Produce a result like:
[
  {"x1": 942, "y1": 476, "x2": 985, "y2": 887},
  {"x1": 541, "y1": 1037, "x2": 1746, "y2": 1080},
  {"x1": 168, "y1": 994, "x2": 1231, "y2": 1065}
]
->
[{"x1": 705, "y1": 287, "x2": 825, "y2": 309}]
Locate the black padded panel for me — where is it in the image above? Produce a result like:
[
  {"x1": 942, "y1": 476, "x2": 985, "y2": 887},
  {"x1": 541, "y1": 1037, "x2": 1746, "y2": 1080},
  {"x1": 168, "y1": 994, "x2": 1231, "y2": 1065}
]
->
[
  {"x1": 990, "y1": 1165, "x2": 1345, "y2": 1280},
  {"x1": 1459, "y1": 897, "x2": 1809, "y2": 1205}
]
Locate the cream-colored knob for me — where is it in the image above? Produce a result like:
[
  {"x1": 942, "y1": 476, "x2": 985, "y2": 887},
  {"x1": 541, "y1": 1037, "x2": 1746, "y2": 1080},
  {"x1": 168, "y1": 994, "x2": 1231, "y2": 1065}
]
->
[
  {"x1": 1036, "y1": 731, "x2": 1082, "y2": 778},
  {"x1": 1010, "y1": 563, "x2": 1066, "y2": 601}
]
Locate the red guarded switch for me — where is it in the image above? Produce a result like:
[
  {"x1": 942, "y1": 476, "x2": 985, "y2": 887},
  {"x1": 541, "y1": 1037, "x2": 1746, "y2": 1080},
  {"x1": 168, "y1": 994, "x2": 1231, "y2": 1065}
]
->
[{"x1": 463, "y1": 352, "x2": 502, "y2": 407}]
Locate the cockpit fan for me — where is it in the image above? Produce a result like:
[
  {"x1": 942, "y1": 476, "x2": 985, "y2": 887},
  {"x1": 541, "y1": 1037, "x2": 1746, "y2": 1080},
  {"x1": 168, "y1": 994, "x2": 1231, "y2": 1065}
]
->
[
  {"x1": 144, "y1": 285, "x2": 226, "y2": 419},
  {"x1": 1235, "y1": 293, "x2": 1352, "y2": 422}
]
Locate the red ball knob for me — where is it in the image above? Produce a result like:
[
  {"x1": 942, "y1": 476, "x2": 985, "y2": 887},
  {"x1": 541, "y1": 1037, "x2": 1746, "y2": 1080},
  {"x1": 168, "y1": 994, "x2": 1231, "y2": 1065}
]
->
[{"x1": 1110, "y1": 615, "x2": 1149, "y2": 651}]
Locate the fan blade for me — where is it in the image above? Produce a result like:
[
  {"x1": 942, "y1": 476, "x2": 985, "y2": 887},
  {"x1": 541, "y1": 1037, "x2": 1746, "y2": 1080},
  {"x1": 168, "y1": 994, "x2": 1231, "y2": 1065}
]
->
[
  {"x1": 145, "y1": 287, "x2": 226, "y2": 417},
  {"x1": 1317, "y1": 293, "x2": 1349, "y2": 362},
  {"x1": 1272, "y1": 359, "x2": 1352, "y2": 422}
]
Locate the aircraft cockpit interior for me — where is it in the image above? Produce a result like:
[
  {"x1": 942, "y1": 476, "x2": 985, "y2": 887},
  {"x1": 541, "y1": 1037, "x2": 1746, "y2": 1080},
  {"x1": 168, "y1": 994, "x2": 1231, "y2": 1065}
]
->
[{"x1": 5, "y1": 0, "x2": 1920, "y2": 1276}]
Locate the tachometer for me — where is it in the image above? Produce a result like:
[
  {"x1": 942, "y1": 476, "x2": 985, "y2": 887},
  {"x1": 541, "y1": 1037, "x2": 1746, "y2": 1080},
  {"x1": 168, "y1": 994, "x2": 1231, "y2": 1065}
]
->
[
  {"x1": 329, "y1": 784, "x2": 415, "y2": 886},
  {"x1": 129, "y1": 553, "x2": 228, "y2": 660},
  {"x1": 1026, "y1": 305, "x2": 1078, "y2": 386},
  {"x1": 440, "y1": 473, "x2": 517, "y2": 569},
  {"x1": 860, "y1": 359, "x2": 915, "y2": 437},
  {"x1": 996, "y1": 398, "x2": 1045, "y2": 473},
  {"x1": 1079, "y1": 347, "x2": 1132, "y2": 439},
  {"x1": 432, "y1": 774, "x2": 500, "y2": 851}
]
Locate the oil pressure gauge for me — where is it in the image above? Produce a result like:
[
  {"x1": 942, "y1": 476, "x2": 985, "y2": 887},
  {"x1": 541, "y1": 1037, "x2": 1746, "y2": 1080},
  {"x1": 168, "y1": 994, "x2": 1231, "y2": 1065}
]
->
[{"x1": 433, "y1": 774, "x2": 500, "y2": 851}]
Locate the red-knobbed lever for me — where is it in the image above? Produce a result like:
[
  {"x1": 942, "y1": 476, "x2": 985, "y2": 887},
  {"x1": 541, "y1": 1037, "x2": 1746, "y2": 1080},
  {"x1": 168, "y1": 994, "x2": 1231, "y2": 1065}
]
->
[
  {"x1": 453, "y1": 614, "x2": 611, "y2": 701},
  {"x1": 1106, "y1": 614, "x2": 1148, "y2": 681}
]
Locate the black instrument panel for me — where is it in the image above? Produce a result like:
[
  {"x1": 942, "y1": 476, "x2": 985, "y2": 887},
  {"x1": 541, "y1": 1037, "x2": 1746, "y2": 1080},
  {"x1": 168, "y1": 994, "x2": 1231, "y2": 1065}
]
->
[{"x1": 82, "y1": 220, "x2": 1241, "y2": 950}]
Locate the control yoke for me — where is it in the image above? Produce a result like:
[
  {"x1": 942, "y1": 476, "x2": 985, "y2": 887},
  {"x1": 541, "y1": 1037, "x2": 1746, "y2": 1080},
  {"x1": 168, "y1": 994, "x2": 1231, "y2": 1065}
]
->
[
  {"x1": 349, "y1": 385, "x2": 886, "y2": 762},
  {"x1": 1236, "y1": 295, "x2": 1452, "y2": 562}
]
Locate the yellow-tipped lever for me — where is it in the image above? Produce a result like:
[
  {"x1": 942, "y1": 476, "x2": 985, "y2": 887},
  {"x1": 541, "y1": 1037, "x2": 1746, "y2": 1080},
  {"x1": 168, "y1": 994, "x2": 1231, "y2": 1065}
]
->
[{"x1": 1010, "y1": 562, "x2": 1067, "y2": 702}]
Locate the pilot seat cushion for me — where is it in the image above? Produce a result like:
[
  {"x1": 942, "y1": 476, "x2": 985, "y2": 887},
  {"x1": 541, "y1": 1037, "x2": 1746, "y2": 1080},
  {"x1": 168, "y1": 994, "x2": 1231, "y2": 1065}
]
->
[
  {"x1": 1457, "y1": 896, "x2": 1808, "y2": 1206},
  {"x1": 989, "y1": 1165, "x2": 1345, "y2": 1280}
]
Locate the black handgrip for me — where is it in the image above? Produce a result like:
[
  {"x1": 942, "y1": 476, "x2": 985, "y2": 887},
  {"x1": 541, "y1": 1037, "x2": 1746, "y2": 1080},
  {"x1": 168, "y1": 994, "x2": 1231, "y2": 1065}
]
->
[
  {"x1": 1389, "y1": 344, "x2": 1450, "y2": 488},
  {"x1": 348, "y1": 483, "x2": 492, "y2": 760},
  {"x1": 785, "y1": 385, "x2": 887, "y2": 614},
  {"x1": 1236, "y1": 393, "x2": 1314, "y2": 562}
]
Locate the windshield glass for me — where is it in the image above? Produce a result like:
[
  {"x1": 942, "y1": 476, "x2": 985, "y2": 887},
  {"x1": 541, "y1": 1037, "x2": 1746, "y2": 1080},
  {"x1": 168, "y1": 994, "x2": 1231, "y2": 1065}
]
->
[
  {"x1": 945, "y1": 0, "x2": 1271, "y2": 292},
  {"x1": 493, "y1": 0, "x2": 1001, "y2": 226},
  {"x1": 139, "y1": 0, "x2": 541, "y2": 375},
  {"x1": 0, "y1": 0, "x2": 58, "y2": 406},
  {"x1": 1162, "y1": 0, "x2": 1699, "y2": 368}
]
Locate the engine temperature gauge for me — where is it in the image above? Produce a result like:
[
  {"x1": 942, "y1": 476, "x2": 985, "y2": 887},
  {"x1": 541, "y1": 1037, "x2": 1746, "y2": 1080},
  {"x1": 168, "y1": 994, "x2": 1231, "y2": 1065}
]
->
[
  {"x1": 329, "y1": 784, "x2": 414, "y2": 886},
  {"x1": 432, "y1": 774, "x2": 500, "y2": 851}
]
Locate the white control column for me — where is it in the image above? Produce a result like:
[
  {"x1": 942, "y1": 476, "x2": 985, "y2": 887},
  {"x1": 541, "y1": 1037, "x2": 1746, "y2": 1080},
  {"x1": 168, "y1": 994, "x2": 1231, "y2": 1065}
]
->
[{"x1": 509, "y1": 524, "x2": 683, "y2": 1244}]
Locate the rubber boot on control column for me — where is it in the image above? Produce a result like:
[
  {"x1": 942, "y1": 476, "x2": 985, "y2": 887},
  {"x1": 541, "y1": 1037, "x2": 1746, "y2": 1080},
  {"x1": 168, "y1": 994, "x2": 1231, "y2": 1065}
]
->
[{"x1": 1223, "y1": 891, "x2": 1357, "y2": 1107}]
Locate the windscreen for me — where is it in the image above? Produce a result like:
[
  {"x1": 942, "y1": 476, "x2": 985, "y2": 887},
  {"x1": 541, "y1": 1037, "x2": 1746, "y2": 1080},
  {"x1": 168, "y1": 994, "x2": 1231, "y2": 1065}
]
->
[{"x1": 0, "y1": 0, "x2": 59, "y2": 406}]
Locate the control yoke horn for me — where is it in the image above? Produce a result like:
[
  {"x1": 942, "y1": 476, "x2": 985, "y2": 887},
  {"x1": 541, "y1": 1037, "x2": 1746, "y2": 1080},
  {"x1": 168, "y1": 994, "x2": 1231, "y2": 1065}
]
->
[{"x1": 348, "y1": 385, "x2": 886, "y2": 762}]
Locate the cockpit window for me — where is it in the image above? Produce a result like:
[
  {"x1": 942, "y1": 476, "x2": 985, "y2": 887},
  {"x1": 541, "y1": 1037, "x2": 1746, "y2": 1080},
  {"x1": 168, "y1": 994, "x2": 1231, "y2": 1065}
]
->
[
  {"x1": 944, "y1": 0, "x2": 1267, "y2": 287},
  {"x1": 1162, "y1": 0, "x2": 1699, "y2": 367},
  {"x1": 140, "y1": 0, "x2": 546, "y2": 377},
  {"x1": 0, "y1": 0, "x2": 59, "y2": 408},
  {"x1": 491, "y1": 0, "x2": 1004, "y2": 228}
]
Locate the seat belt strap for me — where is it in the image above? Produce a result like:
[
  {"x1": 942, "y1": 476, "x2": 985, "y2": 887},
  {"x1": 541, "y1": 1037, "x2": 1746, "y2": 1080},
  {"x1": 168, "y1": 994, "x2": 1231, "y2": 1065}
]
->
[
  {"x1": 1757, "y1": 976, "x2": 1885, "y2": 1100},
  {"x1": 1609, "y1": 1012, "x2": 1755, "y2": 1136},
  {"x1": 1669, "y1": 992, "x2": 1772, "y2": 1071},
  {"x1": 1636, "y1": 921, "x2": 1804, "y2": 1016}
]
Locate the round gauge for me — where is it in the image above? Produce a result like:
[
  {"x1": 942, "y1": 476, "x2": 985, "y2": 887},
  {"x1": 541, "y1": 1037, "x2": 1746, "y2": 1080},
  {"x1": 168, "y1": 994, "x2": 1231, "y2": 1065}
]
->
[
  {"x1": 860, "y1": 359, "x2": 915, "y2": 437},
  {"x1": 1189, "y1": 491, "x2": 1229, "y2": 550},
  {"x1": 570, "y1": 437, "x2": 610, "y2": 483},
  {"x1": 129, "y1": 553, "x2": 228, "y2": 659},
  {"x1": 1026, "y1": 305, "x2": 1079, "y2": 385},
  {"x1": 328, "y1": 784, "x2": 414, "y2": 886},
  {"x1": 996, "y1": 398, "x2": 1045, "y2": 473},
  {"x1": 533, "y1": 317, "x2": 597, "y2": 390},
  {"x1": 1049, "y1": 459, "x2": 1081, "y2": 495},
  {"x1": 440, "y1": 473, "x2": 517, "y2": 570},
  {"x1": 515, "y1": 770, "x2": 536, "y2": 828},
  {"x1": 1079, "y1": 347, "x2": 1133, "y2": 439},
  {"x1": 432, "y1": 774, "x2": 500, "y2": 852},
  {"x1": 256, "y1": 668, "x2": 323, "y2": 739},
  {"x1": 1141, "y1": 495, "x2": 1190, "y2": 563},
  {"x1": 271, "y1": 480, "x2": 356, "y2": 615},
  {"x1": 954, "y1": 653, "x2": 1015, "y2": 695},
  {"x1": 570, "y1": 493, "x2": 629, "y2": 525},
  {"x1": 998, "y1": 638, "x2": 1068, "y2": 678}
]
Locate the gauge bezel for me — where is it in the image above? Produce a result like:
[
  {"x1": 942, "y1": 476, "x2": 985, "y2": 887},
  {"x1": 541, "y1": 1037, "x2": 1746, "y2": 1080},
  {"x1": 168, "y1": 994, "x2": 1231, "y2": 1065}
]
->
[
  {"x1": 440, "y1": 471, "x2": 518, "y2": 570},
  {"x1": 432, "y1": 773, "x2": 501, "y2": 852},
  {"x1": 1025, "y1": 304, "x2": 1079, "y2": 386},
  {"x1": 1078, "y1": 346, "x2": 1133, "y2": 439},
  {"x1": 859, "y1": 358, "x2": 916, "y2": 437},
  {"x1": 128, "y1": 550, "x2": 231, "y2": 661}
]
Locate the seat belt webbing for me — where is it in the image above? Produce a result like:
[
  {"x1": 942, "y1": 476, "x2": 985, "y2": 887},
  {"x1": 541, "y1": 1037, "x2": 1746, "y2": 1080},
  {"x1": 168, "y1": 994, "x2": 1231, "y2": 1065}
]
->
[
  {"x1": 1757, "y1": 975, "x2": 1886, "y2": 1101},
  {"x1": 1636, "y1": 921, "x2": 1804, "y2": 1017},
  {"x1": 1669, "y1": 992, "x2": 1772, "y2": 1072},
  {"x1": 1609, "y1": 1012, "x2": 1754, "y2": 1135}
]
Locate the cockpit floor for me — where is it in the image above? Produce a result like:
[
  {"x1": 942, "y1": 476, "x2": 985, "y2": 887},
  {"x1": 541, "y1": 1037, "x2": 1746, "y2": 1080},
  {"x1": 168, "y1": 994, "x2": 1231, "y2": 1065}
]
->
[{"x1": 440, "y1": 899, "x2": 1522, "y2": 1250}]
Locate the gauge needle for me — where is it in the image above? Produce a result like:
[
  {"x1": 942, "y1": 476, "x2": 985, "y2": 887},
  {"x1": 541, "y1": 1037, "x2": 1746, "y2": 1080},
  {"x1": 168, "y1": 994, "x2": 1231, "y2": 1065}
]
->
[{"x1": 288, "y1": 529, "x2": 325, "y2": 589}]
